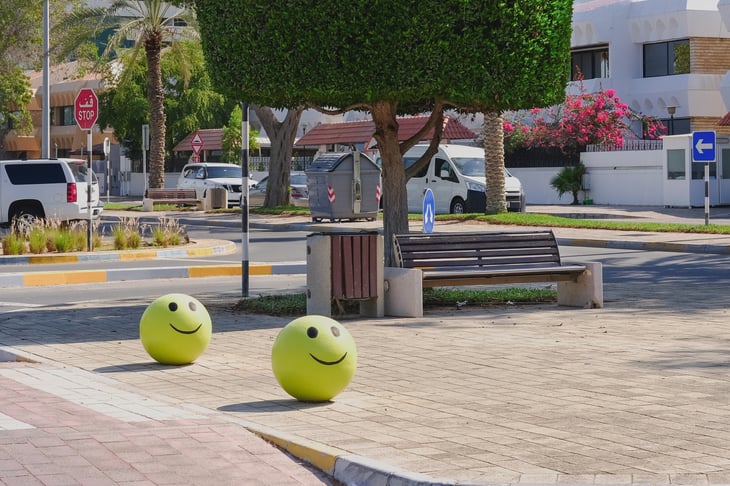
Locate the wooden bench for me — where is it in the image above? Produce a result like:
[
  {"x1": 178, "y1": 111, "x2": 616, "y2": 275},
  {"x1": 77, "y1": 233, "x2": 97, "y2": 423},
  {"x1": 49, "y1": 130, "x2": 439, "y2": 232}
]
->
[
  {"x1": 384, "y1": 230, "x2": 603, "y2": 316},
  {"x1": 142, "y1": 188, "x2": 203, "y2": 211}
]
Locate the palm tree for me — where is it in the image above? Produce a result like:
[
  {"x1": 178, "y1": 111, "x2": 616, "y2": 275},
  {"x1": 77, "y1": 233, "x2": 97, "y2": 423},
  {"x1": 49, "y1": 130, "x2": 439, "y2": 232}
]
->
[
  {"x1": 54, "y1": 1, "x2": 197, "y2": 189},
  {"x1": 551, "y1": 163, "x2": 586, "y2": 205},
  {"x1": 483, "y1": 111, "x2": 507, "y2": 214}
]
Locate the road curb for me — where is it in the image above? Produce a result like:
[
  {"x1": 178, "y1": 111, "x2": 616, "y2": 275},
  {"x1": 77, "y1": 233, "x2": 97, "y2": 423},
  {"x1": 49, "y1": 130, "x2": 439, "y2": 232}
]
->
[
  {"x1": 227, "y1": 417, "x2": 461, "y2": 486},
  {"x1": 556, "y1": 237, "x2": 730, "y2": 255}
]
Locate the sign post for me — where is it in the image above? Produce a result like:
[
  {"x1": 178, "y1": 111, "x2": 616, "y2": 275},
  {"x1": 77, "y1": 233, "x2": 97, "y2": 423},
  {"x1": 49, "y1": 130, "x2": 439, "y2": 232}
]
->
[
  {"x1": 191, "y1": 131, "x2": 203, "y2": 163},
  {"x1": 692, "y1": 131, "x2": 716, "y2": 225},
  {"x1": 141, "y1": 124, "x2": 149, "y2": 193},
  {"x1": 103, "y1": 137, "x2": 110, "y2": 203},
  {"x1": 423, "y1": 188, "x2": 435, "y2": 234},
  {"x1": 74, "y1": 88, "x2": 98, "y2": 251}
]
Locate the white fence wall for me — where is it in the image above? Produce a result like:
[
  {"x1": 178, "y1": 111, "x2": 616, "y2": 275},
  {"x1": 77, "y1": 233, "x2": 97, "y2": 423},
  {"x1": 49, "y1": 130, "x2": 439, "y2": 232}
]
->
[
  {"x1": 512, "y1": 150, "x2": 665, "y2": 206},
  {"x1": 580, "y1": 150, "x2": 664, "y2": 205}
]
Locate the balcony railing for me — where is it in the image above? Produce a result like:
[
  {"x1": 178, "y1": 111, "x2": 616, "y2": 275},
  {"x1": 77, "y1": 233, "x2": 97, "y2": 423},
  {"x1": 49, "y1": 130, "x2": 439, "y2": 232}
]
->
[{"x1": 586, "y1": 139, "x2": 663, "y2": 152}]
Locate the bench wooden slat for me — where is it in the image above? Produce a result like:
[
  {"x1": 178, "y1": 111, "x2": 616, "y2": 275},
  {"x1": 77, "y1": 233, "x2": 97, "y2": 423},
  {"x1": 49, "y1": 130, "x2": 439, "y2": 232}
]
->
[{"x1": 392, "y1": 230, "x2": 584, "y2": 287}]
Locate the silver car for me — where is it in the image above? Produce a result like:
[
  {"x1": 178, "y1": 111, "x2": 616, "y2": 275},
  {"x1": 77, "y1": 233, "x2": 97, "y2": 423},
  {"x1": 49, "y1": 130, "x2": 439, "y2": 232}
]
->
[{"x1": 249, "y1": 171, "x2": 308, "y2": 207}]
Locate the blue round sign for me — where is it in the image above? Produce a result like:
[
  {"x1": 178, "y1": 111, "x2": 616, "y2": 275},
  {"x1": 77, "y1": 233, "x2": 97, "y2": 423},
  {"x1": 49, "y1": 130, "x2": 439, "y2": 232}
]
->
[{"x1": 423, "y1": 188, "x2": 435, "y2": 234}]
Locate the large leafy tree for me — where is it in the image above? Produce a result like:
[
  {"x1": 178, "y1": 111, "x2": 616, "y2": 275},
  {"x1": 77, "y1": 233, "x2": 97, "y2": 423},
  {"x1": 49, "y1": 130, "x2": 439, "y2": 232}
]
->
[
  {"x1": 54, "y1": 0, "x2": 197, "y2": 189},
  {"x1": 0, "y1": 0, "x2": 84, "y2": 142},
  {"x1": 197, "y1": 1, "x2": 573, "y2": 262}
]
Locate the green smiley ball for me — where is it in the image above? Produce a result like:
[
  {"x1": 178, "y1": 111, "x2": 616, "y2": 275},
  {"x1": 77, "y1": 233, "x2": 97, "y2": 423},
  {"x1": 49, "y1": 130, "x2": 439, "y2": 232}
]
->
[
  {"x1": 271, "y1": 315, "x2": 357, "y2": 402},
  {"x1": 140, "y1": 294, "x2": 212, "y2": 365}
]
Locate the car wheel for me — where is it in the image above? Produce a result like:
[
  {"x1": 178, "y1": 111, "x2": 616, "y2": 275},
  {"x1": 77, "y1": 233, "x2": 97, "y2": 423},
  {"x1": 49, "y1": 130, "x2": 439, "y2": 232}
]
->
[
  {"x1": 450, "y1": 197, "x2": 465, "y2": 214},
  {"x1": 12, "y1": 205, "x2": 44, "y2": 234}
]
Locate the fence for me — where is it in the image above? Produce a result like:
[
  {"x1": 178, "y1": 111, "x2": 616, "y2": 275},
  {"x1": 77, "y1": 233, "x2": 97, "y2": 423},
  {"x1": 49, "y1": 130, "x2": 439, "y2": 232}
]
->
[{"x1": 586, "y1": 139, "x2": 663, "y2": 152}]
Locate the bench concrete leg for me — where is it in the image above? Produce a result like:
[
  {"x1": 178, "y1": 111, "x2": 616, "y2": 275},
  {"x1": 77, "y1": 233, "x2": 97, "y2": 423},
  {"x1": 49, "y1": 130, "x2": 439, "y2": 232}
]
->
[
  {"x1": 384, "y1": 267, "x2": 423, "y2": 317},
  {"x1": 142, "y1": 198, "x2": 154, "y2": 212},
  {"x1": 307, "y1": 234, "x2": 333, "y2": 316},
  {"x1": 557, "y1": 261, "x2": 604, "y2": 308}
]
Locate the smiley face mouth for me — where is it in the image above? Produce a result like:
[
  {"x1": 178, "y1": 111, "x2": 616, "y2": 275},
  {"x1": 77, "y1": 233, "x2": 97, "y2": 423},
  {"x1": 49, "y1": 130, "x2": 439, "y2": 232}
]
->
[
  {"x1": 310, "y1": 352, "x2": 347, "y2": 366},
  {"x1": 169, "y1": 323, "x2": 202, "y2": 335}
]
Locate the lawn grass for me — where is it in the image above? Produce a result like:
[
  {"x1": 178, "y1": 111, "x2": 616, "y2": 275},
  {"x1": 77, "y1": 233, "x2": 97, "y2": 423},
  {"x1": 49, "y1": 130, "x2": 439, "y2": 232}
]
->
[
  {"x1": 106, "y1": 202, "x2": 729, "y2": 234},
  {"x1": 233, "y1": 287, "x2": 557, "y2": 316}
]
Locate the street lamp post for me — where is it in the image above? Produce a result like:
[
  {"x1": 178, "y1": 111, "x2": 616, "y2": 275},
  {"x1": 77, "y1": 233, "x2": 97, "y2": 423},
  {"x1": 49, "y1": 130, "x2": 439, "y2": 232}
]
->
[{"x1": 667, "y1": 105, "x2": 677, "y2": 135}]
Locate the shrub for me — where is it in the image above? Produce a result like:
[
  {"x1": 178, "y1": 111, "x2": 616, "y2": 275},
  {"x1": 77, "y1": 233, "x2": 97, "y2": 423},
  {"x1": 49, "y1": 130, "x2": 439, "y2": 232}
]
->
[
  {"x1": 28, "y1": 227, "x2": 46, "y2": 254},
  {"x1": 2, "y1": 233, "x2": 26, "y2": 255}
]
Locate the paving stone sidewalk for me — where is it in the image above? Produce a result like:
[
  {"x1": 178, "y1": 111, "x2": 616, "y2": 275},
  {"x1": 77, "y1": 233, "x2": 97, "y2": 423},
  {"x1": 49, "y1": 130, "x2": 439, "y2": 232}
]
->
[
  {"x1": 0, "y1": 360, "x2": 335, "y2": 486},
  {"x1": 2, "y1": 277, "x2": 730, "y2": 485}
]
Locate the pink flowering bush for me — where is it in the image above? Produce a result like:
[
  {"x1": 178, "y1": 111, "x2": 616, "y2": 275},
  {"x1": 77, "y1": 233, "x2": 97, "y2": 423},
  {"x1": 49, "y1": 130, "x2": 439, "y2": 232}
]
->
[{"x1": 504, "y1": 82, "x2": 664, "y2": 156}]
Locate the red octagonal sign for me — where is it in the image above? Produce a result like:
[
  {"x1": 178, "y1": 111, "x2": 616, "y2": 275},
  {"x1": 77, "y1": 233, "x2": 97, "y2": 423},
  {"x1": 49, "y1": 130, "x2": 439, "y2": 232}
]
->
[{"x1": 74, "y1": 88, "x2": 99, "y2": 130}]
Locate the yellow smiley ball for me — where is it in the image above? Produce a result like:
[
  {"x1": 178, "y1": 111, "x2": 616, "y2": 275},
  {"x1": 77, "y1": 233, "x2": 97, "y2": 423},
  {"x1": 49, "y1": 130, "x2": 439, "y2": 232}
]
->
[
  {"x1": 271, "y1": 315, "x2": 357, "y2": 402},
  {"x1": 139, "y1": 294, "x2": 212, "y2": 365}
]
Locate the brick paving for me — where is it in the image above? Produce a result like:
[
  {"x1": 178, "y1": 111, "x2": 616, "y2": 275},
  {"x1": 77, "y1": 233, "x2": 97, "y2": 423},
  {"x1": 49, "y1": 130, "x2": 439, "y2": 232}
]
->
[
  {"x1": 0, "y1": 362, "x2": 335, "y2": 485},
  {"x1": 2, "y1": 206, "x2": 730, "y2": 485},
  {"x1": 2, "y1": 276, "x2": 730, "y2": 485}
]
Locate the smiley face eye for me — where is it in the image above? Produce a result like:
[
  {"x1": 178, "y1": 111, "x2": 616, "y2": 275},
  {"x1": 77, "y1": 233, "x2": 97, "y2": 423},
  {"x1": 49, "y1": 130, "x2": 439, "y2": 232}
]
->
[
  {"x1": 168, "y1": 302, "x2": 178, "y2": 312},
  {"x1": 188, "y1": 301, "x2": 197, "y2": 311},
  {"x1": 307, "y1": 326, "x2": 318, "y2": 338},
  {"x1": 330, "y1": 326, "x2": 340, "y2": 337}
]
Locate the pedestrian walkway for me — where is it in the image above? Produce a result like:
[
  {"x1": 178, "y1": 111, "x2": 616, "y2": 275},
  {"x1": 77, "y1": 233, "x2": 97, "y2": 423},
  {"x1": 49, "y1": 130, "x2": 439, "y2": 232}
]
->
[{"x1": 2, "y1": 204, "x2": 730, "y2": 485}]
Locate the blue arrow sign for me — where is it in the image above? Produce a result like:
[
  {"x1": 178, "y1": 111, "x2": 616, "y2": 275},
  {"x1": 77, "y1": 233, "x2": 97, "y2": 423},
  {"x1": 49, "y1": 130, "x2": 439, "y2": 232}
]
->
[
  {"x1": 692, "y1": 131, "x2": 716, "y2": 162},
  {"x1": 423, "y1": 188, "x2": 435, "y2": 234}
]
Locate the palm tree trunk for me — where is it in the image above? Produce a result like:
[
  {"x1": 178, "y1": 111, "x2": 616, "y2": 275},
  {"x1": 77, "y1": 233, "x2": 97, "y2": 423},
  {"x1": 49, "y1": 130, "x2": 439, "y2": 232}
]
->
[
  {"x1": 146, "y1": 31, "x2": 166, "y2": 190},
  {"x1": 483, "y1": 111, "x2": 507, "y2": 214}
]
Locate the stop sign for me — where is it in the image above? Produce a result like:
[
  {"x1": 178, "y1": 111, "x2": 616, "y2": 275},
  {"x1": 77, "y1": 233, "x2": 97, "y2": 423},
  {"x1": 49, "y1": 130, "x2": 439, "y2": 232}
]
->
[{"x1": 74, "y1": 88, "x2": 99, "y2": 130}]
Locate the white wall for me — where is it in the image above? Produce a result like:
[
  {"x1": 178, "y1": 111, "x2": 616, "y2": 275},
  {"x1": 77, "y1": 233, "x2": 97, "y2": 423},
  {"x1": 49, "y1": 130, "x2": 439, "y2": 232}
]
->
[
  {"x1": 580, "y1": 150, "x2": 664, "y2": 205},
  {"x1": 508, "y1": 168, "x2": 566, "y2": 205}
]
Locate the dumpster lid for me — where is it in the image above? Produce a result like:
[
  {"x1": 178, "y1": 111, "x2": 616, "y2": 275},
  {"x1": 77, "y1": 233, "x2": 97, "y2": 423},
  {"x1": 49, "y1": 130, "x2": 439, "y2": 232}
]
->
[{"x1": 306, "y1": 151, "x2": 378, "y2": 173}]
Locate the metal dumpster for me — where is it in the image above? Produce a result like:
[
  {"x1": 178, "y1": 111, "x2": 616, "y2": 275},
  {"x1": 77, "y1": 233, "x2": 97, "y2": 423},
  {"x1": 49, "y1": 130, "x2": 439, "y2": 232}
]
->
[{"x1": 306, "y1": 151, "x2": 381, "y2": 222}]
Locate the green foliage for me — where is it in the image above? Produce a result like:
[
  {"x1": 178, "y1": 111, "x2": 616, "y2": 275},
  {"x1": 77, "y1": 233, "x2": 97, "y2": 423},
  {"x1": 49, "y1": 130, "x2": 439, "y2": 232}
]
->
[
  {"x1": 197, "y1": 1, "x2": 573, "y2": 113},
  {"x1": 220, "y1": 105, "x2": 260, "y2": 164},
  {"x1": 2, "y1": 233, "x2": 25, "y2": 255},
  {"x1": 97, "y1": 41, "x2": 234, "y2": 162},
  {"x1": 550, "y1": 164, "x2": 586, "y2": 205}
]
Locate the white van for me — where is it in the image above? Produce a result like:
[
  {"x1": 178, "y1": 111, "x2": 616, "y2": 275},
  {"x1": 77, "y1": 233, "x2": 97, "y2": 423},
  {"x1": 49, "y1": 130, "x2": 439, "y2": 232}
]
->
[{"x1": 401, "y1": 144, "x2": 524, "y2": 214}]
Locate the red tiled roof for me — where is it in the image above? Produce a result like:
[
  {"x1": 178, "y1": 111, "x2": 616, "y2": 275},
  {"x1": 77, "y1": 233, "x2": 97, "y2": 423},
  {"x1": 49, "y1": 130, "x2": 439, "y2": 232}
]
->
[
  {"x1": 173, "y1": 129, "x2": 224, "y2": 152},
  {"x1": 719, "y1": 112, "x2": 730, "y2": 126},
  {"x1": 295, "y1": 116, "x2": 477, "y2": 146}
]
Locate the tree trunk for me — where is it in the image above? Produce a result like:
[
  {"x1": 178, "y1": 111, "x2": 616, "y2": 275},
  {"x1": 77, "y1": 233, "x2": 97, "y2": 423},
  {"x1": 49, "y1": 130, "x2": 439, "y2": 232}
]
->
[
  {"x1": 483, "y1": 111, "x2": 507, "y2": 214},
  {"x1": 371, "y1": 101, "x2": 408, "y2": 266},
  {"x1": 254, "y1": 106, "x2": 303, "y2": 207},
  {"x1": 145, "y1": 31, "x2": 166, "y2": 190}
]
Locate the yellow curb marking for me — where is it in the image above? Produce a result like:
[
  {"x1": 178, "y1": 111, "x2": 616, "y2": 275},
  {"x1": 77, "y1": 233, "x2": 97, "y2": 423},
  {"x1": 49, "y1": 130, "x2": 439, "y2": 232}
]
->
[
  {"x1": 119, "y1": 251, "x2": 158, "y2": 261},
  {"x1": 28, "y1": 255, "x2": 80, "y2": 264},
  {"x1": 254, "y1": 431, "x2": 338, "y2": 475},
  {"x1": 23, "y1": 270, "x2": 107, "y2": 287},
  {"x1": 188, "y1": 266, "x2": 241, "y2": 278},
  {"x1": 186, "y1": 248, "x2": 214, "y2": 257}
]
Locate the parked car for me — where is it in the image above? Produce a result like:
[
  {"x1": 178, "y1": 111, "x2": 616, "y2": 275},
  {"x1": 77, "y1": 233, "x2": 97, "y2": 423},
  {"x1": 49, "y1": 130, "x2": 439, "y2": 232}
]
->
[
  {"x1": 0, "y1": 158, "x2": 102, "y2": 229},
  {"x1": 176, "y1": 162, "x2": 256, "y2": 207},
  {"x1": 249, "y1": 171, "x2": 309, "y2": 207}
]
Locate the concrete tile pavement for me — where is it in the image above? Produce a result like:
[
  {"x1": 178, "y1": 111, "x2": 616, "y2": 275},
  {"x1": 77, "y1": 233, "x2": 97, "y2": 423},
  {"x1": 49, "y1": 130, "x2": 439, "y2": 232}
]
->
[
  {"x1": 2, "y1": 204, "x2": 730, "y2": 484},
  {"x1": 3, "y1": 276, "x2": 730, "y2": 485}
]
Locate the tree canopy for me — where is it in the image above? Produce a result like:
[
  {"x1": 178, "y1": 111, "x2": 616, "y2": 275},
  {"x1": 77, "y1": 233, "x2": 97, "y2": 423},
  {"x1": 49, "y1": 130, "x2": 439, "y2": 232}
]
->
[{"x1": 197, "y1": 0, "x2": 573, "y2": 261}]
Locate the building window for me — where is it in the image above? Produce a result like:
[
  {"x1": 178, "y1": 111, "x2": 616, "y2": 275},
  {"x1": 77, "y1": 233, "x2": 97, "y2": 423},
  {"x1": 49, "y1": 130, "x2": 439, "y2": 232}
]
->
[
  {"x1": 61, "y1": 106, "x2": 75, "y2": 126},
  {"x1": 571, "y1": 45, "x2": 609, "y2": 80},
  {"x1": 659, "y1": 117, "x2": 691, "y2": 135},
  {"x1": 644, "y1": 39, "x2": 690, "y2": 77},
  {"x1": 666, "y1": 149, "x2": 686, "y2": 180}
]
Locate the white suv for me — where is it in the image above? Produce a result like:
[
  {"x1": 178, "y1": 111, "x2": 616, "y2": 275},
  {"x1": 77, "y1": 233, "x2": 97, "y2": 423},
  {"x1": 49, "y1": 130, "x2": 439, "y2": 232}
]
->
[
  {"x1": 177, "y1": 162, "x2": 255, "y2": 207},
  {"x1": 0, "y1": 158, "x2": 102, "y2": 227}
]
